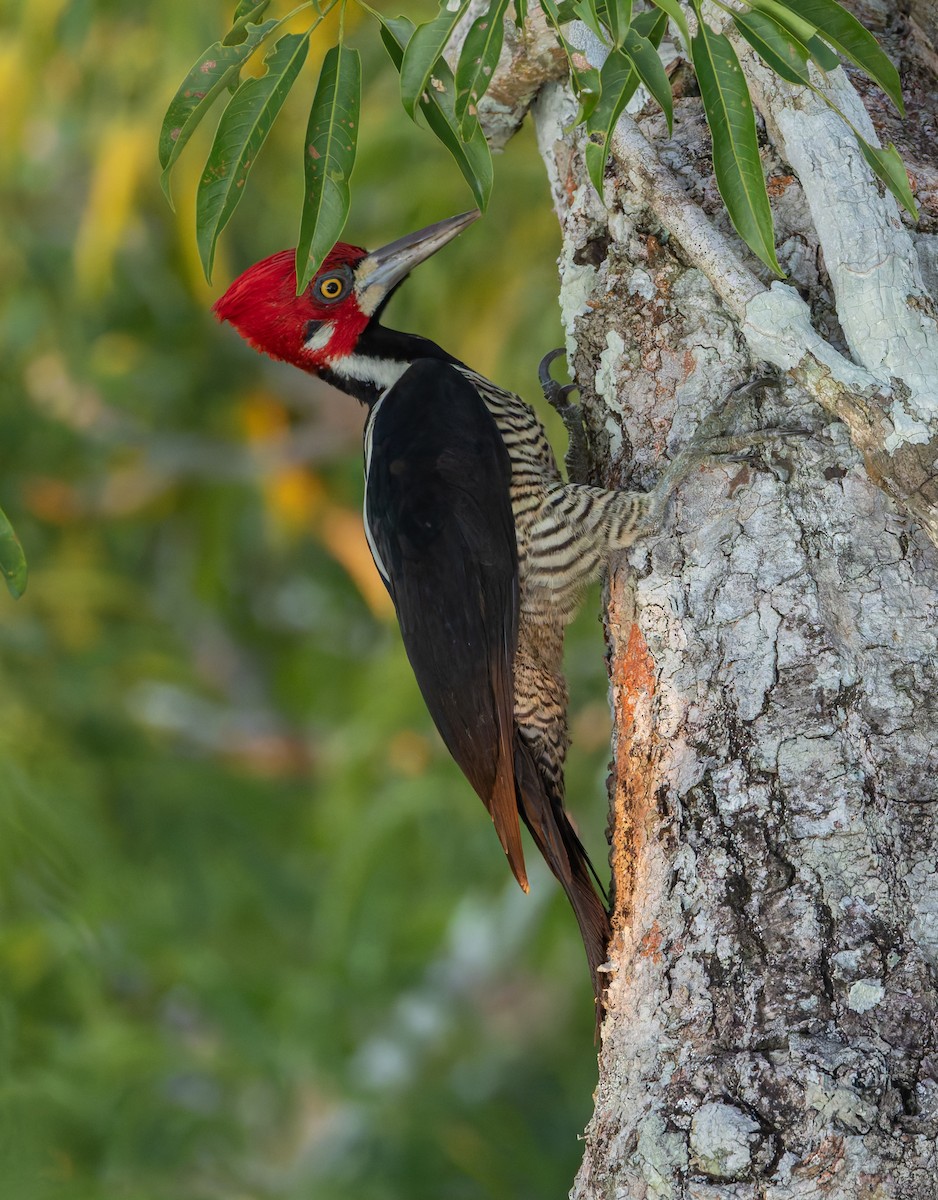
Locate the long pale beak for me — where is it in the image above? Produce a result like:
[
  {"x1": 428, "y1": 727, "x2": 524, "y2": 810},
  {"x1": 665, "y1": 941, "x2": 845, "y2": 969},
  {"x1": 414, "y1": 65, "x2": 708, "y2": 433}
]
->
[{"x1": 355, "y1": 210, "x2": 480, "y2": 311}]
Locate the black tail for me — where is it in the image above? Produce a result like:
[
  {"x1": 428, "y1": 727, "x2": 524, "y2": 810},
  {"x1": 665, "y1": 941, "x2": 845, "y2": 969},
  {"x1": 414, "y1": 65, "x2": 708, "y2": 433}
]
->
[{"x1": 514, "y1": 739, "x2": 611, "y2": 1032}]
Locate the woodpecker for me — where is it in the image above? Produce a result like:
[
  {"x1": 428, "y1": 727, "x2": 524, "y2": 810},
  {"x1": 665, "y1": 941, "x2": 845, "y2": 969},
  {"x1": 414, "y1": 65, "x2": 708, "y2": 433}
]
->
[{"x1": 215, "y1": 210, "x2": 785, "y2": 1020}]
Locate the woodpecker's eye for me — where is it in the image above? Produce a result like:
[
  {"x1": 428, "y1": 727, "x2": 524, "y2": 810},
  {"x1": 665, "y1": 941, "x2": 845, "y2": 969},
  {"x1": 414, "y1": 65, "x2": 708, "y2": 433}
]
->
[{"x1": 317, "y1": 275, "x2": 346, "y2": 302}]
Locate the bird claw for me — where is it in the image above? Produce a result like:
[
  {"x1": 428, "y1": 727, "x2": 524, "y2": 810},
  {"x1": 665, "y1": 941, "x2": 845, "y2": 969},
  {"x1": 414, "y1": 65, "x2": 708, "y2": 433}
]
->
[
  {"x1": 646, "y1": 378, "x2": 811, "y2": 525},
  {"x1": 724, "y1": 373, "x2": 782, "y2": 404},
  {"x1": 701, "y1": 426, "x2": 811, "y2": 460},
  {"x1": 538, "y1": 348, "x2": 591, "y2": 483},
  {"x1": 538, "y1": 347, "x2": 577, "y2": 409},
  {"x1": 694, "y1": 374, "x2": 798, "y2": 447}
]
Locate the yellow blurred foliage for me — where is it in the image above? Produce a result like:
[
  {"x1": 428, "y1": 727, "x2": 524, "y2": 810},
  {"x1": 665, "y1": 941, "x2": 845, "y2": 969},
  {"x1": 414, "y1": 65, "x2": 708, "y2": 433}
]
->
[
  {"x1": 239, "y1": 392, "x2": 292, "y2": 443},
  {"x1": 319, "y1": 506, "x2": 393, "y2": 617},
  {"x1": 18, "y1": 0, "x2": 70, "y2": 41},
  {"x1": 267, "y1": 467, "x2": 326, "y2": 531},
  {"x1": 237, "y1": 393, "x2": 389, "y2": 612},
  {"x1": 89, "y1": 331, "x2": 144, "y2": 377},
  {"x1": 0, "y1": 0, "x2": 69, "y2": 153},
  {"x1": 74, "y1": 120, "x2": 151, "y2": 299},
  {"x1": 0, "y1": 42, "x2": 29, "y2": 157},
  {"x1": 24, "y1": 352, "x2": 107, "y2": 431},
  {"x1": 239, "y1": 393, "x2": 327, "y2": 531},
  {"x1": 175, "y1": 144, "x2": 228, "y2": 299}
]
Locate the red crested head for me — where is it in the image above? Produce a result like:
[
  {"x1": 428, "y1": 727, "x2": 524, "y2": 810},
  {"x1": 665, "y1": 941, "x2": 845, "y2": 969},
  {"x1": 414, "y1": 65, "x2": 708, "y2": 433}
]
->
[
  {"x1": 213, "y1": 243, "x2": 369, "y2": 373},
  {"x1": 212, "y1": 212, "x2": 480, "y2": 391}
]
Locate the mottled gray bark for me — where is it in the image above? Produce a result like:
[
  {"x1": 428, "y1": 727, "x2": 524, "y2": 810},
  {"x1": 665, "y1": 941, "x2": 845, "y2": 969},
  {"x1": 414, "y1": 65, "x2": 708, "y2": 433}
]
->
[{"x1": 459, "y1": 3, "x2": 938, "y2": 1195}]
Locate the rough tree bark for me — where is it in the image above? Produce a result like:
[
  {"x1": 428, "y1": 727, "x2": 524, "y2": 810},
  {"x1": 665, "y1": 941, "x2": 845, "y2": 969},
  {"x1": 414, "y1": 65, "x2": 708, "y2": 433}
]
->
[{"x1": 454, "y1": 2, "x2": 938, "y2": 1195}]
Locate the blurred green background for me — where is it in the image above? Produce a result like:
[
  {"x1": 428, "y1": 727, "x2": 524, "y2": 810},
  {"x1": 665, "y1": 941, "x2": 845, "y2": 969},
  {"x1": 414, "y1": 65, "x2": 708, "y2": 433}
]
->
[{"x1": 0, "y1": 2, "x2": 613, "y2": 1196}]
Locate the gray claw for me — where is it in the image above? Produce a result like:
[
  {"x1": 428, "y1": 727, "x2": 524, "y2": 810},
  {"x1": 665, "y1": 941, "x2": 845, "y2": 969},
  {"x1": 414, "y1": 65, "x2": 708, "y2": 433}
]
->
[
  {"x1": 537, "y1": 347, "x2": 590, "y2": 483},
  {"x1": 538, "y1": 346, "x2": 566, "y2": 383},
  {"x1": 725, "y1": 373, "x2": 782, "y2": 404},
  {"x1": 538, "y1": 347, "x2": 577, "y2": 410}
]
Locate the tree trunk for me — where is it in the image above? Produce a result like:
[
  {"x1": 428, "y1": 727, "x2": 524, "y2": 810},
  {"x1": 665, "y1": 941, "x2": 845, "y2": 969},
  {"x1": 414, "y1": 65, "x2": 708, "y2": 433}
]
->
[{"x1": 459, "y1": 2, "x2": 938, "y2": 1194}]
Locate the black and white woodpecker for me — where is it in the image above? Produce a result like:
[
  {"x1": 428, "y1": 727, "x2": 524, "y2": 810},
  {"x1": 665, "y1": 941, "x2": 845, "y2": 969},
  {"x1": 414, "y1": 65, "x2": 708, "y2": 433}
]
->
[{"x1": 215, "y1": 210, "x2": 777, "y2": 1020}]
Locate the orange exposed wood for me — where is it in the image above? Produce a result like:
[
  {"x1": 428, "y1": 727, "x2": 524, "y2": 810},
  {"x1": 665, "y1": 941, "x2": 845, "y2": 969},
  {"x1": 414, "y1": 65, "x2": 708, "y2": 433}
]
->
[
  {"x1": 766, "y1": 172, "x2": 796, "y2": 197},
  {"x1": 608, "y1": 613, "x2": 663, "y2": 941},
  {"x1": 638, "y1": 920, "x2": 664, "y2": 963}
]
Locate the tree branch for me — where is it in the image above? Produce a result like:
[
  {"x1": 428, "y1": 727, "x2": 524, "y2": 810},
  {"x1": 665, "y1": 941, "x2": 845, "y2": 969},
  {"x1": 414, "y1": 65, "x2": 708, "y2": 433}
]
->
[
  {"x1": 448, "y1": 0, "x2": 566, "y2": 150},
  {"x1": 454, "y1": 6, "x2": 938, "y2": 545},
  {"x1": 600, "y1": 47, "x2": 938, "y2": 546},
  {"x1": 738, "y1": 54, "x2": 938, "y2": 441}
]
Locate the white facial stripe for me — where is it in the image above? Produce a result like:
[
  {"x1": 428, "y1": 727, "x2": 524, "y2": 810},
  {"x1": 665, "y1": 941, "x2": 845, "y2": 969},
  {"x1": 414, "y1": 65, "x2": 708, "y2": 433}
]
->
[
  {"x1": 350, "y1": 255, "x2": 386, "y2": 317},
  {"x1": 354, "y1": 254, "x2": 378, "y2": 287},
  {"x1": 304, "y1": 321, "x2": 335, "y2": 353},
  {"x1": 327, "y1": 354, "x2": 408, "y2": 392},
  {"x1": 356, "y1": 284, "x2": 385, "y2": 317}
]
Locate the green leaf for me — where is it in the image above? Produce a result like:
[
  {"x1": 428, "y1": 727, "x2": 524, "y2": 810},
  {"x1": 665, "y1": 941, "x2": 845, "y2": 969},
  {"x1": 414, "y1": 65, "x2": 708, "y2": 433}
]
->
[
  {"x1": 514, "y1": 0, "x2": 528, "y2": 28},
  {"x1": 584, "y1": 8, "x2": 667, "y2": 195},
  {"x1": 585, "y1": 51, "x2": 636, "y2": 194},
  {"x1": 541, "y1": 0, "x2": 601, "y2": 122},
  {"x1": 691, "y1": 18, "x2": 781, "y2": 273},
  {"x1": 296, "y1": 43, "x2": 362, "y2": 293},
  {"x1": 234, "y1": 0, "x2": 264, "y2": 20},
  {"x1": 225, "y1": 1, "x2": 272, "y2": 45},
  {"x1": 804, "y1": 33, "x2": 840, "y2": 71},
  {"x1": 648, "y1": 0, "x2": 691, "y2": 48},
  {"x1": 377, "y1": 13, "x2": 493, "y2": 211},
  {"x1": 602, "y1": 0, "x2": 632, "y2": 48},
  {"x1": 632, "y1": 7, "x2": 668, "y2": 40},
  {"x1": 748, "y1": 0, "x2": 849, "y2": 72},
  {"x1": 748, "y1": 0, "x2": 818, "y2": 44},
  {"x1": 196, "y1": 32, "x2": 310, "y2": 282},
  {"x1": 158, "y1": 17, "x2": 280, "y2": 205},
  {"x1": 567, "y1": 56, "x2": 602, "y2": 124},
  {"x1": 0, "y1": 505, "x2": 27, "y2": 599},
  {"x1": 775, "y1": 0, "x2": 903, "y2": 112},
  {"x1": 399, "y1": 0, "x2": 472, "y2": 121},
  {"x1": 454, "y1": 0, "x2": 511, "y2": 135},
  {"x1": 624, "y1": 27, "x2": 672, "y2": 132},
  {"x1": 733, "y1": 10, "x2": 811, "y2": 85},
  {"x1": 855, "y1": 138, "x2": 918, "y2": 219},
  {"x1": 740, "y1": 0, "x2": 914, "y2": 214},
  {"x1": 572, "y1": 0, "x2": 607, "y2": 44}
]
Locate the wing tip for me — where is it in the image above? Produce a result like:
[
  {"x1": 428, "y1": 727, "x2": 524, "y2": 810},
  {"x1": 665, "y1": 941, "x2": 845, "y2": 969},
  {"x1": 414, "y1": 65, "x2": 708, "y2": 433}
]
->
[
  {"x1": 498, "y1": 823, "x2": 529, "y2": 892},
  {"x1": 510, "y1": 853, "x2": 530, "y2": 893}
]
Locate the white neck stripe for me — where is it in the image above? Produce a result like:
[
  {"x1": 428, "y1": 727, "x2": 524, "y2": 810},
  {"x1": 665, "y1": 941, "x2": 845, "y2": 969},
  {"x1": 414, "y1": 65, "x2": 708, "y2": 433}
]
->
[{"x1": 327, "y1": 354, "x2": 408, "y2": 392}]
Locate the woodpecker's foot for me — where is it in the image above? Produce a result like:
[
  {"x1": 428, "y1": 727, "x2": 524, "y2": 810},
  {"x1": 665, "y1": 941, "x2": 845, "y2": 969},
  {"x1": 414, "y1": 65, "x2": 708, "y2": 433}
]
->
[
  {"x1": 726, "y1": 372, "x2": 781, "y2": 404},
  {"x1": 539, "y1": 348, "x2": 590, "y2": 484},
  {"x1": 643, "y1": 382, "x2": 810, "y2": 528},
  {"x1": 702, "y1": 423, "x2": 812, "y2": 455},
  {"x1": 693, "y1": 374, "x2": 782, "y2": 445},
  {"x1": 688, "y1": 375, "x2": 810, "y2": 465}
]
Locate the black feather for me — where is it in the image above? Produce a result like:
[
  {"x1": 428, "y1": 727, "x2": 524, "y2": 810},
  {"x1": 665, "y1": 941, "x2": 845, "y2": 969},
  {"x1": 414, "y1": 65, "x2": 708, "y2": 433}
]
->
[
  {"x1": 364, "y1": 359, "x2": 610, "y2": 1021},
  {"x1": 365, "y1": 360, "x2": 526, "y2": 886}
]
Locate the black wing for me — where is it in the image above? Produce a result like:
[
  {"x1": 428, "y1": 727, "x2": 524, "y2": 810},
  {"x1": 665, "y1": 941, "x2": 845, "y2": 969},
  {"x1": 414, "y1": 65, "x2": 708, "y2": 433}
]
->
[{"x1": 364, "y1": 359, "x2": 527, "y2": 889}]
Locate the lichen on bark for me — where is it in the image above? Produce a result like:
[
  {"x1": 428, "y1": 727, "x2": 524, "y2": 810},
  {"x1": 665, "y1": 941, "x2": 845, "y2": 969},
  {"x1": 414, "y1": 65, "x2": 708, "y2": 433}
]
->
[
  {"x1": 532, "y1": 31, "x2": 938, "y2": 1200},
  {"x1": 455, "y1": 3, "x2": 938, "y2": 1194}
]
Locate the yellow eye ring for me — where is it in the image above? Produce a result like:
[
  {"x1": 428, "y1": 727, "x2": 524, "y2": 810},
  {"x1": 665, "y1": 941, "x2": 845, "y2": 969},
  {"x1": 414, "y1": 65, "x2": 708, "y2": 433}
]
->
[{"x1": 318, "y1": 276, "x2": 345, "y2": 301}]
